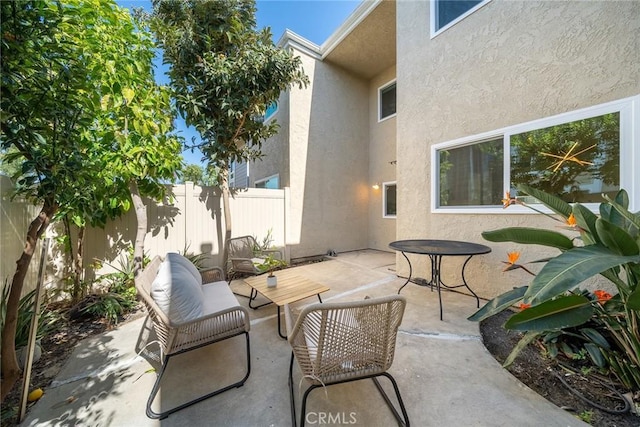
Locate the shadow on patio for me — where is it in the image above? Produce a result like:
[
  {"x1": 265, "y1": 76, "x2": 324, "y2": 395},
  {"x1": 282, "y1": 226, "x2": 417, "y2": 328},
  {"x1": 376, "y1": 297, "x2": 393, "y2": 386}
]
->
[{"x1": 21, "y1": 250, "x2": 586, "y2": 426}]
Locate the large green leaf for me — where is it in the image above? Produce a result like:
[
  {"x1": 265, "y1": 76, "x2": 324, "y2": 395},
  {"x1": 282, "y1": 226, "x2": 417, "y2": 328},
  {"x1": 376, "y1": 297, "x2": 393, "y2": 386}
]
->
[
  {"x1": 467, "y1": 286, "x2": 527, "y2": 322},
  {"x1": 526, "y1": 247, "x2": 640, "y2": 304},
  {"x1": 580, "y1": 327, "x2": 611, "y2": 350},
  {"x1": 603, "y1": 193, "x2": 640, "y2": 232},
  {"x1": 595, "y1": 218, "x2": 639, "y2": 256},
  {"x1": 518, "y1": 184, "x2": 572, "y2": 218},
  {"x1": 505, "y1": 295, "x2": 593, "y2": 331},
  {"x1": 481, "y1": 228, "x2": 574, "y2": 251},
  {"x1": 572, "y1": 203, "x2": 601, "y2": 245},
  {"x1": 503, "y1": 331, "x2": 540, "y2": 367},
  {"x1": 584, "y1": 343, "x2": 606, "y2": 368},
  {"x1": 628, "y1": 288, "x2": 640, "y2": 310}
]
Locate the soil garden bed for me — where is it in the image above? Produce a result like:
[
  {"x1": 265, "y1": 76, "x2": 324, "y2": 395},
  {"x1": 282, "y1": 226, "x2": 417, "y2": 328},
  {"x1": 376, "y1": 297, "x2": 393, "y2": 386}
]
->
[{"x1": 480, "y1": 309, "x2": 639, "y2": 426}]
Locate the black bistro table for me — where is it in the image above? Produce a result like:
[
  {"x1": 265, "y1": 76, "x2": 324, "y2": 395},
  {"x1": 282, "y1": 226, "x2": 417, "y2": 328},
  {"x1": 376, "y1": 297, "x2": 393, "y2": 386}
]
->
[{"x1": 389, "y1": 239, "x2": 491, "y2": 320}]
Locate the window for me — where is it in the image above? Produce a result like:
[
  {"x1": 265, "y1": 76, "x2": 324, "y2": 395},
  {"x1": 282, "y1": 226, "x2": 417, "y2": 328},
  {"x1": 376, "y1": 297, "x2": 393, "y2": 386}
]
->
[
  {"x1": 431, "y1": 0, "x2": 490, "y2": 37},
  {"x1": 439, "y1": 138, "x2": 503, "y2": 207},
  {"x1": 432, "y1": 96, "x2": 639, "y2": 213},
  {"x1": 383, "y1": 182, "x2": 397, "y2": 218},
  {"x1": 255, "y1": 174, "x2": 279, "y2": 189},
  {"x1": 264, "y1": 101, "x2": 278, "y2": 122},
  {"x1": 379, "y1": 81, "x2": 396, "y2": 121}
]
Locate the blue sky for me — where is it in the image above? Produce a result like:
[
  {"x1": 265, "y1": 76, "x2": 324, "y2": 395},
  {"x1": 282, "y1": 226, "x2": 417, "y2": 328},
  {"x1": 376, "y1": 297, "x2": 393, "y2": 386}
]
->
[{"x1": 117, "y1": 0, "x2": 361, "y2": 166}]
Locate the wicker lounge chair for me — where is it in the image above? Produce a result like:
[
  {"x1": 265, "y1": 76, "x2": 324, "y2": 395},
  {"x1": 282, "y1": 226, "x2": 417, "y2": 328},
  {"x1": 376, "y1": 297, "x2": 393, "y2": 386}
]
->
[
  {"x1": 135, "y1": 255, "x2": 251, "y2": 419},
  {"x1": 226, "y1": 235, "x2": 284, "y2": 281},
  {"x1": 285, "y1": 295, "x2": 410, "y2": 427}
]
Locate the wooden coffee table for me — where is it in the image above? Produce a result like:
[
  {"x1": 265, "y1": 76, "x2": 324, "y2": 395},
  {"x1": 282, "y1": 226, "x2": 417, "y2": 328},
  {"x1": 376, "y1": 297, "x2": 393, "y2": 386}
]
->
[{"x1": 244, "y1": 271, "x2": 330, "y2": 338}]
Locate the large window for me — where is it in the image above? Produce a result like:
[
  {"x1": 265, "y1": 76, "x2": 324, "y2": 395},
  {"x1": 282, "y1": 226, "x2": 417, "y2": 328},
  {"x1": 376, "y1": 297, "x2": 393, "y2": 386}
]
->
[
  {"x1": 255, "y1": 174, "x2": 279, "y2": 189},
  {"x1": 431, "y1": 0, "x2": 490, "y2": 37},
  {"x1": 383, "y1": 181, "x2": 397, "y2": 218},
  {"x1": 379, "y1": 81, "x2": 396, "y2": 121},
  {"x1": 432, "y1": 96, "x2": 639, "y2": 212}
]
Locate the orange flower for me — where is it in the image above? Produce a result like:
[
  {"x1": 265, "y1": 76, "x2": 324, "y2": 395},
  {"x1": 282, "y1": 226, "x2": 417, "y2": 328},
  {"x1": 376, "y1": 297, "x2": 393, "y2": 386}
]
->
[
  {"x1": 507, "y1": 252, "x2": 520, "y2": 264},
  {"x1": 566, "y1": 213, "x2": 577, "y2": 227},
  {"x1": 502, "y1": 191, "x2": 516, "y2": 209},
  {"x1": 594, "y1": 290, "x2": 612, "y2": 303},
  {"x1": 518, "y1": 302, "x2": 531, "y2": 310},
  {"x1": 502, "y1": 251, "x2": 521, "y2": 271}
]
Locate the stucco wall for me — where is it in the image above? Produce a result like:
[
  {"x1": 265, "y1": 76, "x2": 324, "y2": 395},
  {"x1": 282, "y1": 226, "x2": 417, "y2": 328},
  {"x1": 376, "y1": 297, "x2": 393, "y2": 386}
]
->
[
  {"x1": 249, "y1": 91, "x2": 290, "y2": 187},
  {"x1": 286, "y1": 52, "x2": 370, "y2": 258},
  {"x1": 396, "y1": 0, "x2": 640, "y2": 298},
  {"x1": 368, "y1": 66, "x2": 398, "y2": 251}
]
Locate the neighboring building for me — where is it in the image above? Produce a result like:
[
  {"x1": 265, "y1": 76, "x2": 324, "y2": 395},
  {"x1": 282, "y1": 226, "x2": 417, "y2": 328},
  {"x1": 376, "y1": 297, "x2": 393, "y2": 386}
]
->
[{"x1": 248, "y1": 0, "x2": 640, "y2": 298}]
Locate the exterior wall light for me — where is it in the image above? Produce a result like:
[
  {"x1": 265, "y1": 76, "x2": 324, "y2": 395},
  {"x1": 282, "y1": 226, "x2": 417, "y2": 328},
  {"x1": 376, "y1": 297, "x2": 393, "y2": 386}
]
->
[{"x1": 372, "y1": 183, "x2": 380, "y2": 190}]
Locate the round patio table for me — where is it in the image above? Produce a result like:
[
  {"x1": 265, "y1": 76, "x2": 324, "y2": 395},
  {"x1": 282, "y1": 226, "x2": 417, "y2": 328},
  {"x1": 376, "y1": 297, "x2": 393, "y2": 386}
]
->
[{"x1": 389, "y1": 239, "x2": 491, "y2": 320}]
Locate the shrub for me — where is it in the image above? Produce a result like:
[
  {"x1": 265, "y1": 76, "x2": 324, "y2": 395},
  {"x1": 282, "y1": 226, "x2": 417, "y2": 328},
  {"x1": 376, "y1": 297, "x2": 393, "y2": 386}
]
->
[{"x1": 469, "y1": 185, "x2": 640, "y2": 392}]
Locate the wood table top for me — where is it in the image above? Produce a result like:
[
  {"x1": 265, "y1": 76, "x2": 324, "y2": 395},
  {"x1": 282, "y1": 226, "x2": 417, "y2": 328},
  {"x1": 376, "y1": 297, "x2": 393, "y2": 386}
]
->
[{"x1": 244, "y1": 272, "x2": 330, "y2": 306}]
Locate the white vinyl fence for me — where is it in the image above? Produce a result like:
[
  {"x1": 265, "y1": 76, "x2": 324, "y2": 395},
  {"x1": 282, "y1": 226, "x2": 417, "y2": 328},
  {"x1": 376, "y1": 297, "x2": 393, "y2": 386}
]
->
[{"x1": 1, "y1": 178, "x2": 287, "y2": 296}]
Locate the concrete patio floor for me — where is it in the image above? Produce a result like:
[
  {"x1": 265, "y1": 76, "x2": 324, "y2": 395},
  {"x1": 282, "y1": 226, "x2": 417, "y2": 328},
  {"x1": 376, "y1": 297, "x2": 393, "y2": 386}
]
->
[{"x1": 21, "y1": 249, "x2": 586, "y2": 426}]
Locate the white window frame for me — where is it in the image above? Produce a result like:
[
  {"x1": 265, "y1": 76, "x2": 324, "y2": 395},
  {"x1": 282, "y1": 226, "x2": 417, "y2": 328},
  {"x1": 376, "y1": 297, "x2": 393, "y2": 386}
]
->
[
  {"x1": 431, "y1": 95, "x2": 640, "y2": 214},
  {"x1": 255, "y1": 173, "x2": 279, "y2": 189},
  {"x1": 383, "y1": 181, "x2": 397, "y2": 218},
  {"x1": 378, "y1": 79, "x2": 397, "y2": 122},
  {"x1": 430, "y1": 0, "x2": 491, "y2": 39}
]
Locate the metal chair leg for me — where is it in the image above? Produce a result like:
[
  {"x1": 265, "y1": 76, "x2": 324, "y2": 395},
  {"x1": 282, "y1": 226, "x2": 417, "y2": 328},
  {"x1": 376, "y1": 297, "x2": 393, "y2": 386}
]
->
[
  {"x1": 289, "y1": 355, "x2": 410, "y2": 427},
  {"x1": 372, "y1": 373, "x2": 410, "y2": 427},
  {"x1": 288, "y1": 352, "x2": 297, "y2": 426},
  {"x1": 146, "y1": 332, "x2": 251, "y2": 419}
]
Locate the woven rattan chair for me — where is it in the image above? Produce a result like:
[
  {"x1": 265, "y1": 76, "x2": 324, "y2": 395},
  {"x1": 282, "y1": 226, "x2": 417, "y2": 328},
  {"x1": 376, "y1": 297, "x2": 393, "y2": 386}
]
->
[
  {"x1": 226, "y1": 235, "x2": 283, "y2": 282},
  {"x1": 285, "y1": 295, "x2": 409, "y2": 427},
  {"x1": 135, "y1": 256, "x2": 251, "y2": 419}
]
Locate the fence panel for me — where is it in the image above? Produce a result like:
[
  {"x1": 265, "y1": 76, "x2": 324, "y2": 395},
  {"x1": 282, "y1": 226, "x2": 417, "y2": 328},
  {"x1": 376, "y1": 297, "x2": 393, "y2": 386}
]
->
[
  {"x1": 0, "y1": 177, "x2": 44, "y2": 296},
  {"x1": 1, "y1": 181, "x2": 287, "y2": 294}
]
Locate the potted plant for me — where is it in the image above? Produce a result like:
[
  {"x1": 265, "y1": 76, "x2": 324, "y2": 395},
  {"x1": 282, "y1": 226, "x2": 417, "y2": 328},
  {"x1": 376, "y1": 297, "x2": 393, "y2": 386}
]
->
[{"x1": 266, "y1": 269, "x2": 277, "y2": 288}]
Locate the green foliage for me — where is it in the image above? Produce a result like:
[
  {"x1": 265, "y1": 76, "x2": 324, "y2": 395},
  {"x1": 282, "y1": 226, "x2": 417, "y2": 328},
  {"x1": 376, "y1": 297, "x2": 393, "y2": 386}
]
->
[
  {"x1": 179, "y1": 164, "x2": 219, "y2": 187},
  {"x1": 251, "y1": 229, "x2": 287, "y2": 272},
  {"x1": 179, "y1": 244, "x2": 208, "y2": 269},
  {"x1": 0, "y1": 283, "x2": 60, "y2": 349},
  {"x1": 76, "y1": 292, "x2": 136, "y2": 326},
  {"x1": 148, "y1": 0, "x2": 309, "y2": 175},
  {"x1": 254, "y1": 254, "x2": 287, "y2": 274},
  {"x1": 578, "y1": 410, "x2": 594, "y2": 424},
  {"x1": 470, "y1": 185, "x2": 640, "y2": 391},
  {"x1": 79, "y1": 249, "x2": 146, "y2": 325}
]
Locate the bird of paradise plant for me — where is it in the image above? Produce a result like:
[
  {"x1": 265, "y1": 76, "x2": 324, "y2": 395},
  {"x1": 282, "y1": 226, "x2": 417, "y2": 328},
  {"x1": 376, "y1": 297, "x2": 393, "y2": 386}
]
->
[{"x1": 469, "y1": 184, "x2": 640, "y2": 393}]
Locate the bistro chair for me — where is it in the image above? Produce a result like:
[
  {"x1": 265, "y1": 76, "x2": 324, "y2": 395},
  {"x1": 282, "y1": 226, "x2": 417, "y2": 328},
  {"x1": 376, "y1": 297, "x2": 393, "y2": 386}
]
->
[
  {"x1": 285, "y1": 295, "x2": 410, "y2": 427},
  {"x1": 226, "y1": 235, "x2": 284, "y2": 280}
]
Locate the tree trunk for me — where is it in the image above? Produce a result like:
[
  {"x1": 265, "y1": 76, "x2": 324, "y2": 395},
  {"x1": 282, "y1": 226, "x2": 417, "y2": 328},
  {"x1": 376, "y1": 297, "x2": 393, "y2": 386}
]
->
[
  {"x1": 74, "y1": 225, "x2": 85, "y2": 297},
  {"x1": 221, "y1": 168, "x2": 232, "y2": 268},
  {"x1": 1, "y1": 200, "x2": 57, "y2": 402},
  {"x1": 129, "y1": 180, "x2": 146, "y2": 277},
  {"x1": 62, "y1": 216, "x2": 78, "y2": 300}
]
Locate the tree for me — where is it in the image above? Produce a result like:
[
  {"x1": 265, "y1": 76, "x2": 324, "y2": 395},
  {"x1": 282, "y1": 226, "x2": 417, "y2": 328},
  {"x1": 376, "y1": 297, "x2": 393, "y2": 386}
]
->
[
  {"x1": 182, "y1": 164, "x2": 205, "y2": 185},
  {"x1": 0, "y1": 0, "x2": 181, "y2": 400},
  {"x1": 149, "y1": 0, "x2": 308, "y2": 263}
]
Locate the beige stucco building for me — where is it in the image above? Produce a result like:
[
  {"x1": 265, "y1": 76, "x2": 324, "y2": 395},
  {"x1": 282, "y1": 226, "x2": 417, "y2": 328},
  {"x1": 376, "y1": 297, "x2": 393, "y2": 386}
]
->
[{"x1": 246, "y1": 0, "x2": 640, "y2": 298}]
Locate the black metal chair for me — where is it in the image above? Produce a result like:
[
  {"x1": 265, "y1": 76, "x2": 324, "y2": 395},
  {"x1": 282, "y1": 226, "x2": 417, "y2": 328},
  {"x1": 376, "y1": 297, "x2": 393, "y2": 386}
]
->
[{"x1": 285, "y1": 295, "x2": 410, "y2": 427}]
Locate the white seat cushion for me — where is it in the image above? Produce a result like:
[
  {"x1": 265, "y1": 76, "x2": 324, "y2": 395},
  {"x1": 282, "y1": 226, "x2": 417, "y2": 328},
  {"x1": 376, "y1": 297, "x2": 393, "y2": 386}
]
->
[
  {"x1": 151, "y1": 257, "x2": 204, "y2": 324},
  {"x1": 202, "y1": 281, "x2": 243, "y2": 316}
]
